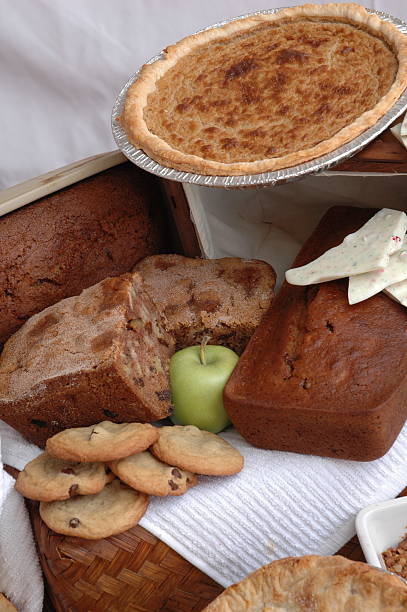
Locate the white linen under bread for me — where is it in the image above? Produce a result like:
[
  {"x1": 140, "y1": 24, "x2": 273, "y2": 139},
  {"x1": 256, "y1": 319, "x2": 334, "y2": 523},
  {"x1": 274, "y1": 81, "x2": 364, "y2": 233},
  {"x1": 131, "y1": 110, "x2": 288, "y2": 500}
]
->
[
  {"x1": 0, "y1": 424, "x2": 43, "y2": 612},
  {"x1": 139, "y1": 426, "x2": 407, "y2": 587}
]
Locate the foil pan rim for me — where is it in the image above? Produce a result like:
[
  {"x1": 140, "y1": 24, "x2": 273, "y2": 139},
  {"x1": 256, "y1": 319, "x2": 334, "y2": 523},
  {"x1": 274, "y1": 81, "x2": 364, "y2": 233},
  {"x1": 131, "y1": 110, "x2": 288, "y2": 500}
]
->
[{"x1": 112, "y1": 8, "x2": 407, "y2": 189}]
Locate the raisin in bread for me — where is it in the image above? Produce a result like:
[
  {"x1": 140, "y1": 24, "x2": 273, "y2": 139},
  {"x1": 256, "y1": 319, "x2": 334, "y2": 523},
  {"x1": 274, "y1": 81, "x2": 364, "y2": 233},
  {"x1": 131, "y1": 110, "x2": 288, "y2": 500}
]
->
[
  {"x1": 0, "y1": 273, "x2": 174, "y2": 447},
  {"x1": 133, "y1": 255, "x2": 276, "y2": 354}
]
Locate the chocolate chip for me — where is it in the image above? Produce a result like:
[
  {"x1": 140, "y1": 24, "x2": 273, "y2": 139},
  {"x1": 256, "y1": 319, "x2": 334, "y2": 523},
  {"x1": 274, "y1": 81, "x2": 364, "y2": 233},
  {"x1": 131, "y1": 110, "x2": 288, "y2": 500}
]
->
[
  {"x1": 168, "y1": 480, "x2": 179, "y2": 491},
  {"x1": 105, "y1": 466, "x2": 111, "y2": 474},
  {"x1": 69, "y1": 484, "x2": 79, "y2": 497},
  {"x1": 103, "y1": 409, "x2": 118, "y2": 419},
  {"x1": 61, "y1": 468, "x2": 75, "y2": 475},
  {"x1": 156, "y1": 389, "x2": 171, "y2": 402},
  {"x1": 171, "y1": 468, "x2": 182, "y2": 479},
  {"x1": 69, "y1": 518, "x2": 80, "y2": 528}
]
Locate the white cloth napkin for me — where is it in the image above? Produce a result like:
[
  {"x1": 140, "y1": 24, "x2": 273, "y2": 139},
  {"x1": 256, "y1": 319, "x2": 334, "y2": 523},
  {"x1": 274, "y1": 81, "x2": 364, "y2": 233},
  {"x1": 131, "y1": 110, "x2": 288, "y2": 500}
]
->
[
  {"x1": 0, "y1": 422, "x2": 43, "y2": 612},
  {"x1": 140, "y1": 425, "x2": 407, "y2": 587}
]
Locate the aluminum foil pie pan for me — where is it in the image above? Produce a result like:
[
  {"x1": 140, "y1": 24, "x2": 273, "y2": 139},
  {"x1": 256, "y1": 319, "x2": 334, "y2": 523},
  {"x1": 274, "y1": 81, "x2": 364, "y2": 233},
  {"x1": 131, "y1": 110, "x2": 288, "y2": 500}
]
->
[{"x1": 112, "y1": 8, "x2": 407, "y2": 189}]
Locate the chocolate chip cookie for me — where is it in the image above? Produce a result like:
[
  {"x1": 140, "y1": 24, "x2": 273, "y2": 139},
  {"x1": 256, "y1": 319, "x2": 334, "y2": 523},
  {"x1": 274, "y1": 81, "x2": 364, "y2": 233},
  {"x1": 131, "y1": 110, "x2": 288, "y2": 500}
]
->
[
  {"x1": 110, "y1": 450, "x2": 198, "y2": 496},
  {"x1": 151, "y1": 426, "x2": 244, "y2": 476},
  {"x1": 46, "y1": 421, "x2": 159, "y2": 462},
  {"x1": 15, "y1": 452, "x2": 112, "y2": 502},
  {"x1": 39, "y1": 479, "x2": 149, "y2": 539}
]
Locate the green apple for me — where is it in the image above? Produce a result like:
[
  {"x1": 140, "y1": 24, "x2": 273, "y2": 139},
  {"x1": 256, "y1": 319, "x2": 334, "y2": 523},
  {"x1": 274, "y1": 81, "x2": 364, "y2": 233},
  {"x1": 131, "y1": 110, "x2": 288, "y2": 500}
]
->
[{"x1": 169, "y1": 337, "x2": 239, "y2": 433}]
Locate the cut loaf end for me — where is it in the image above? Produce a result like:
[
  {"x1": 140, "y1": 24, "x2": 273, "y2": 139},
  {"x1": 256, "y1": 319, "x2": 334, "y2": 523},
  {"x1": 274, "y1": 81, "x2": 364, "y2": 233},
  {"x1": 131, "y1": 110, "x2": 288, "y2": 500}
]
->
[{"x1": 0, "y1": 272, "x2": 175, "y2": 447}]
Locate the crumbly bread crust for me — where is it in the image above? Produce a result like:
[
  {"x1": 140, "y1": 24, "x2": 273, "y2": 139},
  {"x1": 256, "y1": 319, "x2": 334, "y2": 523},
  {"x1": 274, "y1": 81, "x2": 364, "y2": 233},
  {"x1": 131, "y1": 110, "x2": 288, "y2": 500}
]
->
[
  {"x1": 15, "y1": 452, "x2": 112, "y2": 502},
  {"x1": 0, "y1": 274, "x2": 175, "y2": 447},
  {"x1": 0, "y1": 164, "x2": 169, "y2": 343},
  {"x1": 224, "y1": 206, "x2": 407, "y2": 461},
  {"x1": 46, "y1": 421, "x2": 159, "y2": 462},
  {"x1": 122, "y1": 4, "x2": 407, "y2": 176},
  {"x1": 203, "y1": 555, "x2": 407, "y2": 611},
  {"x1": 133, "y1": 255, "x2": 275, "y2": 353}
]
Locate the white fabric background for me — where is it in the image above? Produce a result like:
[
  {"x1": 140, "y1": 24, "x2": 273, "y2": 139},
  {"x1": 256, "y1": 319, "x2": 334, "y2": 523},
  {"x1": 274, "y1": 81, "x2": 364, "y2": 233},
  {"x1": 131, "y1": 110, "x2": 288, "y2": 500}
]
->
[{"x1": 1, "y1": 0, "x2": 407, "y2": 190}]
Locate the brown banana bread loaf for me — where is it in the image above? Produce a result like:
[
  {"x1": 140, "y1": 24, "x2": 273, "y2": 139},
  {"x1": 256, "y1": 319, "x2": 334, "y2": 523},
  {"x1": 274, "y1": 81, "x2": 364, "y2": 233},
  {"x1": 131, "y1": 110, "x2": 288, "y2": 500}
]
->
[
  {"x1": 224, "y1": 206, "x2": 407, "y2": 461},
  {"x1": 0, "y1": 273, "x2": 174, "y2": 447},
  {"x1": 0, "y1": 163, "x2": 170, "y2": 344},
  {"x1": 134, "y1": 254, "x2": 276, "y2": 354}
]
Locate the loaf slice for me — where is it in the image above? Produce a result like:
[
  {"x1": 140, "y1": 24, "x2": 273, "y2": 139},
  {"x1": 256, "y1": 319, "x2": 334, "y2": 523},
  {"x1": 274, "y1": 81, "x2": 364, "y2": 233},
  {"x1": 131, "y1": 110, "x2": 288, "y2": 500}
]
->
[
  {"x1": 0, "y1": 273, "x2": 174, "y2": 447},
  {"x1": 133, "y1": 255, "x2": 276, "y2": 354},
  {"x1": 224, "y1": 206, "x2": 407, "y2": 461}
]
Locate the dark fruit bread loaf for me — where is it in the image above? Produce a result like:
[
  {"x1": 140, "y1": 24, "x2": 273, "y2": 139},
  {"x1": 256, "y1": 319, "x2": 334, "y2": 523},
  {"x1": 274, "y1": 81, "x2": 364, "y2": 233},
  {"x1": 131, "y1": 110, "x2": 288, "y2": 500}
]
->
[
  {"x1": 224, "y1": 206, "x2": 407, "y2": 461},
  {"x1": 134, "y1": 254, "x2": 276, "y2": 354},
  {"x1": 0, "y1": 273, "x2": 174, "y2": 447},
  {"x1": 0, "y1": 163, "x2": 170, "y2": 344}
]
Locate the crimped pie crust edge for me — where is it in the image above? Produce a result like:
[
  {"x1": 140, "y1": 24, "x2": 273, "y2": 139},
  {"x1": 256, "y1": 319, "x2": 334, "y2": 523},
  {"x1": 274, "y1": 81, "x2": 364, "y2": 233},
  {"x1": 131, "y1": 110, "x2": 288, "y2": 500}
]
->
[
  {"x1": 121, "y1": 3, "x2": 407, "y2": 176},
  {"x1": 202, "y1": 555, "x2": 407, "y2": 610}
]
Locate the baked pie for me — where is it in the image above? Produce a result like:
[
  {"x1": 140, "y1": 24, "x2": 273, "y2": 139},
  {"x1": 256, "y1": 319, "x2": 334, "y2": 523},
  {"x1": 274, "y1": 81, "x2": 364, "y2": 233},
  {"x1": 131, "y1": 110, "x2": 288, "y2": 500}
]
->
[
  {"x1": 203, "y1": 555, "x2": 407, "y2": 611},
  {"x1": 122, "y1": 3, "x2": 407, "y2": 176}
]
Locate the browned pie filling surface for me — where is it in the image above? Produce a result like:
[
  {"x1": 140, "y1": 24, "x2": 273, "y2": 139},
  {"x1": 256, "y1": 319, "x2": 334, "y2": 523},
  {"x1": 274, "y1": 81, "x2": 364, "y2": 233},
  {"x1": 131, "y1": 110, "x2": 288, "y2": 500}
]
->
[{"x1": 144, "y1": 18, "x2": 397, "y2": 163}]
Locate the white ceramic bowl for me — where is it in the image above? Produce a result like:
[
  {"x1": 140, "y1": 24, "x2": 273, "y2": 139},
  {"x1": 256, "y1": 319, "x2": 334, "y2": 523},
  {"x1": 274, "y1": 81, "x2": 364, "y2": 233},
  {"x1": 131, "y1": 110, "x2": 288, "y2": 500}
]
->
[{"x1": 356, "y1": 497, "x2": 407, "y2": 570}]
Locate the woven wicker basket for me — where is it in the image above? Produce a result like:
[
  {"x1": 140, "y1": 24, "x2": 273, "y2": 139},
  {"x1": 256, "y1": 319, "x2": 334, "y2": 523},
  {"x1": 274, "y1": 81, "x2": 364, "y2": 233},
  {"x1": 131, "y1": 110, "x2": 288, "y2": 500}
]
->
[
  {"x1": 4, "y1": 468, "x2": 220, "y2": 611},
  {"x1": 28, "y1": 501, "x2": 222, "y2": 612}
]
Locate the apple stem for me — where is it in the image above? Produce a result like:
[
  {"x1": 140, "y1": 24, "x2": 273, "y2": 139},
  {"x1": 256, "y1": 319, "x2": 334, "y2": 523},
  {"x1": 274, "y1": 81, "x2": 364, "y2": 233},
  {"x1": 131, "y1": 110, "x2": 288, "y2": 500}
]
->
[{"x1": 199, "y1": 335, "x2": 211, "y2": 366}]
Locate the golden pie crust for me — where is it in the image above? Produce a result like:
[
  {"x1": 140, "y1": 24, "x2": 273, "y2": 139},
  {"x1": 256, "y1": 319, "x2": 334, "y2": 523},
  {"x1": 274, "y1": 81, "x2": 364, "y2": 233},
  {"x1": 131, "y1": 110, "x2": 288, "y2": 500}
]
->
[
  {"x1": 203, "y1": 555, "x2": 407, "y2": 611},
  {"x1": 122, "y1": 3, "x2": 407, "y2": 176}
]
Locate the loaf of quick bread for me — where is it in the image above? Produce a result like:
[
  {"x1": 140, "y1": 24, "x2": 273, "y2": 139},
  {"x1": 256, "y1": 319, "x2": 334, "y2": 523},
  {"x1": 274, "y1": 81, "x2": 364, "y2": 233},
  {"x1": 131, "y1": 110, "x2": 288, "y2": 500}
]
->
[
  {"x1": 0, "y1": 163, "x2": 170, "y2": 344},
  {"x1": 134, "y1": 254, "x2": 276, "y2": 354},
  {"x1": 0, "y1": 273, "x2": 174, "y2": 447},
  {"x1": 224, "y1": 206, "x2": 407, "y2": 461}
]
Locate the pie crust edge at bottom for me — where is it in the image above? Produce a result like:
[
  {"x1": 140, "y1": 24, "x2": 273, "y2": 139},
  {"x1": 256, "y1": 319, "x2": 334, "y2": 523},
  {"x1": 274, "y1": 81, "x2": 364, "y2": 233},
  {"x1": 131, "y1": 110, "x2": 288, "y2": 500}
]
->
[{"x1": 202, "y1": 555, "x2": 407, "y2": 610}]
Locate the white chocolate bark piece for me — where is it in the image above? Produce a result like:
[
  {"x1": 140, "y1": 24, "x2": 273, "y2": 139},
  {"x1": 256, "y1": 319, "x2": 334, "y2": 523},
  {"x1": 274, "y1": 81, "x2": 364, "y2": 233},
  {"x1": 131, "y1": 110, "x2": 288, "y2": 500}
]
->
[
  {"x1": 384, "y1": 279, "x2": 407, "y2": 307},
  {"x1": 285, "y1": 209, "x2": 407, "y2": 286},
  {"x1": 348, "y1": 237, "x2": 407, "y2": 304}
]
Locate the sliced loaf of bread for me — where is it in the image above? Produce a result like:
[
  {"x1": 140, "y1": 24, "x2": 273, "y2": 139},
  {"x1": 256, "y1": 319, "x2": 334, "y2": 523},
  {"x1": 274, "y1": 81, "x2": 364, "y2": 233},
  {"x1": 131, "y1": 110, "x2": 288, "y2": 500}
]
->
[{"x1": 0, "y1": 273, "x2": 174, "y2": 447}]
